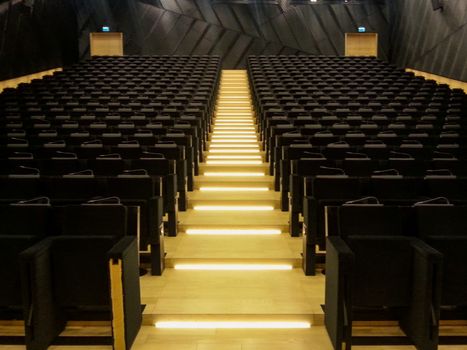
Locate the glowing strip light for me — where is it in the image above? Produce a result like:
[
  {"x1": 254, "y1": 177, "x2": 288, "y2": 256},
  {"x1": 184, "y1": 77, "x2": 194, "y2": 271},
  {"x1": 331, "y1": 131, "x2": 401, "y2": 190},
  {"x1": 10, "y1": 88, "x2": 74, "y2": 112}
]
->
[
  {"x1": 213, "y1": 127, "x2": 256, "y2": 131},
  {"x1": 199, "y1": 186, "x2": 268, "y2": 191},
  {"x1": 209, "y1": 144, "x2": 260, "y2": 148},
  {"x1": 194, "y1": 206, "x2": 274, "y2": 211},
  {"x1": 212, "y1": 131, "x2": 256, "y2": 135},
  {"x1": 207, "y1": 155, "x2": 261, "y2": 160},
  {"x1": 219, "y1": 97, "x2": 248, "y2": 104},
  {"x1": 210, "y1": 140, "x2": 258, "y2": 143},
  {"x1": 206, "y1": 160, "x2": 262, "y2": 165},
  {"x1": 173, "y1": 264, "x2": 291, "y2": 271},
  {"x1": 217, "y1": 96, "x2": 250, "y2": 99},
  {"x1": 214, "y1": 123, "x2": 255, "y2": 128},
  {"x1": 155, "y1": 321, "x2": 309, "y2": 329},
  {"x1": 209, "y1": 149, "x2": 260, "y2": 154},
  {"x1": 216, "y1": 111, "x2": 252, "y2": 113},
  {"x1": 186, "y1": 228, "x2": 281, "y2": 235},
  {"x1": 212, "y1": 130, "x2": 256, "y2": 133},
  {"x1": 215, "y1": 121, "x2": 253, "y2": 123},
  {"x1": 215, "y1": 119, "x2": 253, "y2": 122},
  {"x1": 217, "y1": 107, "x2": 252, "y2": 110},
  {"x1": 211, "y1": 135, "x2": 257, "y2": 139},
  {"x1": 203, "y1": 172, "x2": 264, "y2": 177},
  {"x1": 212, "y1": 133, "x2": 256, "y2": 137}
]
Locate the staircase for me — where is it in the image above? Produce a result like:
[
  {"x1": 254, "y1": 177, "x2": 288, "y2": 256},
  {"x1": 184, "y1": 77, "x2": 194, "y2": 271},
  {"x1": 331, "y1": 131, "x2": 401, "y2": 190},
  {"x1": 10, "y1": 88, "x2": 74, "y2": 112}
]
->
[{"x1": 140, "y1": 70, "x2": 324, "y2": 335}]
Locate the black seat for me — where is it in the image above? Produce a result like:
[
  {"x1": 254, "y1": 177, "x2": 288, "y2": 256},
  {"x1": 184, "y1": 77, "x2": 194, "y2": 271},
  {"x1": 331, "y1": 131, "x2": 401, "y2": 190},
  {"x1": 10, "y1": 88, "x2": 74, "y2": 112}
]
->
[
  {"x1": 325, "y1": 235, "x2": 442, "y2": 350},
  {"x1": 20, "y1": 235, "x2": 142, "y2": 350}
]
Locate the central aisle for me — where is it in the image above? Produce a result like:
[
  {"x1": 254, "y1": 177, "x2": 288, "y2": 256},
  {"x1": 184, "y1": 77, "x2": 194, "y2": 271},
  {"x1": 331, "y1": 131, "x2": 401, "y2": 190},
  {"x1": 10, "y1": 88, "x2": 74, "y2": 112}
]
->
[{"x1": 136, "y1": 70, "x2": 328, "y2": 349}]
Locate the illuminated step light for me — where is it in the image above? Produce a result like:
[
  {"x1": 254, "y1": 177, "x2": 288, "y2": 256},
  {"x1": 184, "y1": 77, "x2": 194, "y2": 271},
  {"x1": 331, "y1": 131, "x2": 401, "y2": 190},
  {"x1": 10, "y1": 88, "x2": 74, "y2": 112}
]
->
[
  {"x1": 186, "y1": 228, "x2": 281, "y2": 235},
  {"x1": 155, "y1": 320, "x2": 309, "y2": 329},
  {"x1": 218, "y1": 95, "x2": 250, "y2": 97},
  {"x1": 210, "y1": 140, "x2": 258, "y2": 144},
  {"x1": 217, "y1": 106, "x2": 253, "y2": 109},
  {"x1": 173, "y1": 264, "x2": 291, "y2": 271},
  {"x1": 194, "y1": 205, "x2": 274, "y2": 211},
  {"x1": 207, "y1": 155, "x2": 262, "y2": 160},
  {"x1": 206, "y1": 160, "x2": 262, "y2": 165},
  {"x1": 215, "y1": 122, "x2": 254, "y2": 125},
  {"x1": 217, "y1": 112, "x2": 251, "y2": 116},
  {"x1": 212, "y1": 131, "x2": 256, "y2": 135},
  {"x1": 208, "y1": 149, "x2": 260, "y2": 153},
  {"x1": 215, "y1": 118, "x2": 253, "y2": 122},
  {"x1": 211, "y1": 136, "x2": 257, "y2": 140},
  {"x1": 216, "y1": 101, "x2": 251, "y2": 104},
  {"x1": 214, "y1": 126, "x2": 255, "y2": 129},
  {"x1": 214, "y1": 122, "x2": 254, "y2": 124},
  {"x1": 199, "y1": 186, "x2": 268, "y2": 191},
  {"x1": 211, "y1": 133, "x2": 256, "y2": 136},
  {"x1": 210, "y1": 144, "x2": 260, "y2": 148},
  {"x1": 204, "y1": 172, "x2": 264, "y2": 177}
]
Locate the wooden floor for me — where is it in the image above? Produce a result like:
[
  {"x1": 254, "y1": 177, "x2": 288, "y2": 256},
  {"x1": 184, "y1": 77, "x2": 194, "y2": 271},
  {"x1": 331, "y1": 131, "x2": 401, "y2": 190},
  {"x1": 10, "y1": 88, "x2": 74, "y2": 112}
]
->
[{"x1": 2, "y1": 70, "x2": 467, "y2": 349}]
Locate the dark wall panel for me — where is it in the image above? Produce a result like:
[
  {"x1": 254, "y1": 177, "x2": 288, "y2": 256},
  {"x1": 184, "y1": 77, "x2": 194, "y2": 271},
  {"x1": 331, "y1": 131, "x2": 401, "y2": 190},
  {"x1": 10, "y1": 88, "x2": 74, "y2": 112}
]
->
[
  {"x1": 0, "y1": 0, "x2": 78, "y2": 80},
  {"x1": 77, "y1": 0, "x2": 390, "y2": 68},
  {"x1": 390, "y1": 0, "x2": 467, "y2": 81}
]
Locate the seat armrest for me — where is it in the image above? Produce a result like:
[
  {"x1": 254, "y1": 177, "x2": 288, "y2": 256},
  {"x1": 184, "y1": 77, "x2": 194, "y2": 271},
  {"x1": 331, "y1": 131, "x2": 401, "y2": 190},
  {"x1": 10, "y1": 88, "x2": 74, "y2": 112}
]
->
[
  {"x1": 325, "y1": 236, "x2": 355, "y2": 350},
  {"x1": 108, "y1": 236, "x2": 138, "y2": 261},
  {"x1": 401, "y1": 238, "x2": 442, "y2": 350}
]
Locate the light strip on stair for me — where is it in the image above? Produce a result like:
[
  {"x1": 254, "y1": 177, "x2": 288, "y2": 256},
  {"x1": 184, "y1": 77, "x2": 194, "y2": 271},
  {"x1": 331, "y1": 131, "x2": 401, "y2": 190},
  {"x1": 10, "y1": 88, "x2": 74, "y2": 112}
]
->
[
  {"x1": 210, "y1": 140, "x2": 257, "y2": 144},
  {"x1": 212, "y1": 131, "x2": 256, "y2": 135},
  {"x1": 199, "y1": 186, "x2": 268, "y2": 191},
  {"x1": 215, "y1": 123, "x2": 254, "y2": 126},
  {"x1": 203, "y1": 172, "x2": 264, "y2": 177},
  {"x1": 217, "y1": 107, "x2": 252, "y2": 110},
  {"x1": 214, "y1": 127, "x2": 255, "y2": 130},
  {"x1": 209, "y1": 145, "x2": 260, "y2": 149},
  {"x1": 207, "y1": 155, "x2": 261, "y2": 160},
  {"x1": 194, "y1": 205, "x2": 274, "y2": 211},
  {"x1": 206, "y1": 160, "x2": 262, "y2": 165},
  {"x1": 219, "y1": 97, "x2": 251, "y2": 106},
  {"x1": 210, "y1": 135, "x2": 258, "y2": 142},
  {"x1": 215, "y1": 117, "x2": 253, "y2": 122},
  {"x1": 211, "y1": 133, "x2": 256, "y2": 140},
  {"x1": 155, "y1": 321, "x2": 309, "y2": 329},
  {"x1": 173, "y1": 264, "x2": 291, "y2": 271},
  {"x1": 209, "y1": 149, "x2": 260, "y2": 153},
  {"x1": 186, "y1": 229, "x2": 280, "y2": 235},
  {"x1": 216, "y1": 111, "x2": 251, "y2": 117}
]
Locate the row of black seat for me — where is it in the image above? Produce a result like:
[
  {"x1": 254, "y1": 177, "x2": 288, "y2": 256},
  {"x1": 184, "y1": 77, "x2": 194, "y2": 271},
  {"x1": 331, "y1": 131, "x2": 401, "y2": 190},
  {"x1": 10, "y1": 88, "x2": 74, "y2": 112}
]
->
[
  {"x1": 325, "y1": 201, "x2": 467, "y2": 349},
  {"x1": 301, "y1": 175, "x2": 467, "y2": 275},
  {"x1": 0, "y1": 56, "x2": 222, "y2": 245},
  {"x1": 0, "y1": 201, "x2": 142, "y2": 349}
]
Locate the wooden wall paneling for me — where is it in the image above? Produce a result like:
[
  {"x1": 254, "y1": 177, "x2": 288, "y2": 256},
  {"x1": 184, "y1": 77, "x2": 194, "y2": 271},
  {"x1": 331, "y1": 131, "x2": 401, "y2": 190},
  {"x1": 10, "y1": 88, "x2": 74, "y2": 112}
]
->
[
  {"x1": 345, "y1": 33, "x2": 378, "y2": 57},
  {"x1": 90, "y1": 32, "x2": 124, "y2": 56}
]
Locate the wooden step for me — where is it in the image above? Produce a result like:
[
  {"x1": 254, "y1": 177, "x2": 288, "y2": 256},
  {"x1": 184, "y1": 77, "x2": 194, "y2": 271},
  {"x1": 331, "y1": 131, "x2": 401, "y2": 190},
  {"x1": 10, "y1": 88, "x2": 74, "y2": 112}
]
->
[{"x1": 178, "y1": 209, "x2": 289, "y2": 229}]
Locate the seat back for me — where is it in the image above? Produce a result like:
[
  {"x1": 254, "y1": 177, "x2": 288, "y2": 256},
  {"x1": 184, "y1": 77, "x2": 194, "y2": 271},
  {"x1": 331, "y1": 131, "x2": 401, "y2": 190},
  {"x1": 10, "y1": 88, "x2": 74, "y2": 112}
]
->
[
  {"x1": 50, "y1": 236, "x2": 115, "y2": 310},
  {"x1": 347, "y1": 236, "x2": 414, "y2": 307}
]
